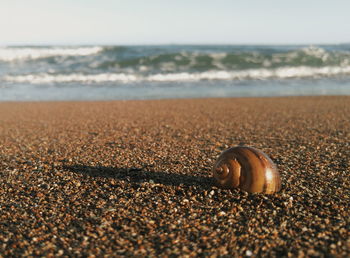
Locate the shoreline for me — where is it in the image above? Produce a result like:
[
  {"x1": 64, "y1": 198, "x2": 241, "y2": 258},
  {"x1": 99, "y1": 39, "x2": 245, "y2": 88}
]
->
[
  {"x1": 0, "y1": 93, "x2": 349, "y2": 103},
  {"x1": 0, "y1": 96, "x2": 349, "y2": 256}
]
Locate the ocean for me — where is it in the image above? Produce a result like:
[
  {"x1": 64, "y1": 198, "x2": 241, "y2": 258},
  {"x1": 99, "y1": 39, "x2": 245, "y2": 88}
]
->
[{"x1": 1, "y1": 44, "x2": 350, "y2": 101}]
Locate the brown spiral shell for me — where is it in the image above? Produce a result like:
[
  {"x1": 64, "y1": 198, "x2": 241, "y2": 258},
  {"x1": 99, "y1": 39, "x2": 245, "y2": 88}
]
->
[{"x1": 213, "y1": 146, "x2": 281, "y2": 194}]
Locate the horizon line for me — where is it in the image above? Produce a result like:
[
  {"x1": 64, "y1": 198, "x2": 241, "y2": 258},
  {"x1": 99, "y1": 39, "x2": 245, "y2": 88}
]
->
[{"x1": 1, "y1": 41, "x2": 350, "y2": 47}]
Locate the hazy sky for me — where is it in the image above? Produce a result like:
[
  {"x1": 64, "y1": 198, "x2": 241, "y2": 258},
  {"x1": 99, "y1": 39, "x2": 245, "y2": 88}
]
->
[{"x1": 1, "y1": 0, "x2": 349, "y2": 45}]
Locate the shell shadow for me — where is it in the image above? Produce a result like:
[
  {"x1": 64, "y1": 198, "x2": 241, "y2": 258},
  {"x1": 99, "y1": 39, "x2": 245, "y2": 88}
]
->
[{"x1": 63, "y1": 164, "x2": 214, "y2": 190}]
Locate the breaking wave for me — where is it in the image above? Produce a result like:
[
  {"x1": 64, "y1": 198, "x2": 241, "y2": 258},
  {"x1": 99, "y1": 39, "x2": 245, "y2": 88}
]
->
[
  {"x1": 4, "y1": 65, "x2": 350, "y2": 84},
  {"x1": 0, "y1": 46, "x2": 102, "y2": 61},
  {"x1": 2, "y1": 44, "x2": 350, "y2": 85}
]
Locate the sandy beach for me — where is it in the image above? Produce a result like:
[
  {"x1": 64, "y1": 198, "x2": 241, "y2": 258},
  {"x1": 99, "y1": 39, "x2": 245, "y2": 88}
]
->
[{"x1": 0, "y1": 96, "x2": 349, "y2": 256}]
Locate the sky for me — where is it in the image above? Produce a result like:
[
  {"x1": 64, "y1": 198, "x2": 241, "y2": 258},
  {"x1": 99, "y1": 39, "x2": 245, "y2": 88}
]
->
[{"x1": 1, "y1": 0, "x2": 349, "y2": 45}]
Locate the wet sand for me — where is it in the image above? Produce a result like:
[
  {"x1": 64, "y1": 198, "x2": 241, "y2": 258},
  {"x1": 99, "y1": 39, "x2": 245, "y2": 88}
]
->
[{"x1": 0, "y1": 96, "x2": 349, "y2": 256}]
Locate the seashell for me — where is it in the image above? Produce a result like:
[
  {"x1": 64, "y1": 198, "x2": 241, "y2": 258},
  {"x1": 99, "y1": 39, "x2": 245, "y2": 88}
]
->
[{"x1": 213, "y1": 146, "x2": 281, "y2": 194}]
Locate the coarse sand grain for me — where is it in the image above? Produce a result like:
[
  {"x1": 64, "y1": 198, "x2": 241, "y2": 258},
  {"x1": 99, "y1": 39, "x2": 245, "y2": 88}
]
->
[{"x1": 0, "y1": 96, "x2": 349, "y2": 256}]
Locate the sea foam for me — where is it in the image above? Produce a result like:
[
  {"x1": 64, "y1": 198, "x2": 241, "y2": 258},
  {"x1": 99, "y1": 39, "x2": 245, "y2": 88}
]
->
[
  {"x1": 4, "y1": 65, "x2": 350, "y2": 84},
  {"x1": 0, "y1": 46, "x2": 102, "y2": 62}
]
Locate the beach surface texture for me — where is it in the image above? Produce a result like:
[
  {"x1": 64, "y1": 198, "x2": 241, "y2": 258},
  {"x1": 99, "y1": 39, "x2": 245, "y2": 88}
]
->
[{"x1": 0, "y1": 96, "x2": 349, "y2": 256}]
